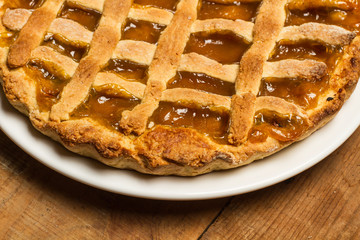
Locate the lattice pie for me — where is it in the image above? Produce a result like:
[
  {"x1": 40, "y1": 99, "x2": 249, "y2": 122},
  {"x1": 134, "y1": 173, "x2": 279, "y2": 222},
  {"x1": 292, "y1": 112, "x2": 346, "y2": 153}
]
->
[{"x1": 1, "y1": 0, "x2": 360, "y2": 175}]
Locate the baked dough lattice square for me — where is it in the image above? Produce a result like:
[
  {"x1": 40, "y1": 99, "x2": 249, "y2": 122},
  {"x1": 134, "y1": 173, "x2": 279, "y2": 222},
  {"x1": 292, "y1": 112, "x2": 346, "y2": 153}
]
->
[{"x1": 1, "y1": 0, "x2": 360, "y2": 176}]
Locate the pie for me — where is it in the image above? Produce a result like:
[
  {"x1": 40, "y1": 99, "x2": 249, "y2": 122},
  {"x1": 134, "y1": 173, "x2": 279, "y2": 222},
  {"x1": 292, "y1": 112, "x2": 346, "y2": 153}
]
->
[{"x1": 1, "y1": 0, "x2": 360, "y2": 176}]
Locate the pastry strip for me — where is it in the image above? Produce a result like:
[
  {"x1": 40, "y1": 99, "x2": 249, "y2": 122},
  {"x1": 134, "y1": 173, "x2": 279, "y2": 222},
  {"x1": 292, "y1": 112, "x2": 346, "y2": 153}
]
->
[
  {"x1": 229, "y1": 0, "x2": 288, "y2": 146},
  {"x1": 2, "y1": 9, "x2": 32, "y2": 31},
  {"x1": 120, "y1": 0, "x2": 199, "y2": 135},
  {"x1": 113, "y1": 40, "x2": 156, "y2": 65},
  {"x1": 31, "y1": 46, "x2": 78, "y2": 79},
  {"x1": 128, "y1": 7, "x2": 173, "y2": 25},
  {"x1": 50, "y1": 0, "x2": 132, "y2": 121},
  {"x1": 94, "y1": 72, "x2": 146, "y2": 99},
  {"x1": 208, "y1": 0, "x2": 261, "y2": 3},
  {"x1": 263, "y1": 60, "x2": 327, "y2": 79},
  {"x1": 179, "y1": 53, "x2": 239, "y2": 83},
  {"x1": 3, "y1": 11, "x2": 94, "y2": 47},
  {"x1": 279, "y1": 23, "x2": 356, "y2": 46},
  {"x1": 48, "y1": 18, "x2": 93, "y2": 47},
  {"x1": 7, "y1": 0, "x2": 65, "y2": 67},
  {"x1": 255, "y1": 96, "x2": 308, "y2": 119},
  {"x1": 191, "y1": 19, "x2": 254, "y2": 43},
  {"x1": 287, "y1": 0, "x2": 355, "y2": 10},
  {"x1": 68, "y1": 0, "x2": 105, "y2": 12},
  {"x1": 161, "y1": 88, "x2": 231, "y2": 110}
]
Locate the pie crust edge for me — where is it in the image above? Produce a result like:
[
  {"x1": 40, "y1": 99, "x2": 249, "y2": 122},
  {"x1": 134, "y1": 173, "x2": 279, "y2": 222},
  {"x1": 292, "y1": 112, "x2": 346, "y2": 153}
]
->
[
  {"x1": 1, "y1": 2, "x2": 360, "y2": 176},
  {"x1": 2, "y1": 36, "x2": 360, "y2": 176}
]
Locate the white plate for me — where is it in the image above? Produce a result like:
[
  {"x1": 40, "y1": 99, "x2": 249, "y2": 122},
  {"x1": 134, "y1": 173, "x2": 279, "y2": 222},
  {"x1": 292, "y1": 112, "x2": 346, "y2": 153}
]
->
[{"x1": 1, "y1": 85, "x2": 360, "y2": 200}]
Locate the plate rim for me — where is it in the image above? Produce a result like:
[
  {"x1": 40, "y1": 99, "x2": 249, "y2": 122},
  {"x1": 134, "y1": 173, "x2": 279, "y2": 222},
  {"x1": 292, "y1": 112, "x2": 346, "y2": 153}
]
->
[{"x1": 1, "y1": 85, "x2": 360, "y2": 201}]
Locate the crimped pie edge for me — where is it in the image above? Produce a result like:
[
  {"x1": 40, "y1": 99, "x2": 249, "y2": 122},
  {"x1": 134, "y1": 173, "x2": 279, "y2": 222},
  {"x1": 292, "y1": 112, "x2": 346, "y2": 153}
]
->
[
  {"x1": 1, "y1": 36, "x2": 360, "y2": 176},
  {"x1": 0, "y1": 1, "x2": 360, "y2": 176}
]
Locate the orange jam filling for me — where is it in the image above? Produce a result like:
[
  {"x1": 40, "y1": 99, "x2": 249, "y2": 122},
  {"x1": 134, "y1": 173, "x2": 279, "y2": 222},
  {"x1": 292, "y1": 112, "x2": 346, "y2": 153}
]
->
[
  {"x1": 122, "y1": 19, "x2": 166, "y2": 44},
  {"x1": 42, "y1": 35, "x2": 87, "y2": 62},
  {"x1": 286, "y1": 7, "x2": 360, "y2": 32},
  {"x1": 265, "y1": 42, "x2": 344, "y2": 109},
  {"x1": 26, "y1": 62, "x2": 67, "y2": 112},
  {"x1": 167, "y1": 71, "x2": 235, "y2": 96},
  {"x1": 0, "y1": 32, "x2": 17, "y2": 47},
  {"x1": 198, "y1": 0, "x2": 259, "y2": 21},
  {"x1": 151, "y1": 102, "x2": 229, "y2": 143},
  {"x1": 258, "y1": 77, "x2": 328, "y2": 109},
  {"x1": 4, "y1": 0, "x2": 44, "y2": 9},
  {"x1": 270, "y1": 42, "x2": 343, "y2": 73},
  {"x1": 248, "y1": 110, "x2": 308, "y2": 143},
  {"x1": 184, "y1": 32, "x2": 249, "y2": 64},
  {"x1": 59, "y1": 2, "x2": 101, "y2": 31},
  {"x1": 72, "y1": 89, "x2": 140, "y2": 131},
  {"x1": 133, "y1": 0, "x2": 179, "y2": 11},
  {"x1": 104, "y1": 59, "x2": 148, "y2": 84},
  {"x1": 269, "y1": 42, "x2": 343, "y2": 67}
]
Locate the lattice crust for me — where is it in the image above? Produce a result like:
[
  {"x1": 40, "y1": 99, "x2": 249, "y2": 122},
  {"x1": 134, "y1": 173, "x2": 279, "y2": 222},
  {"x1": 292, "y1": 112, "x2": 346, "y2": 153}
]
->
[{"x1": 1, "y1": 0, "x2": 360, "y2": 176}]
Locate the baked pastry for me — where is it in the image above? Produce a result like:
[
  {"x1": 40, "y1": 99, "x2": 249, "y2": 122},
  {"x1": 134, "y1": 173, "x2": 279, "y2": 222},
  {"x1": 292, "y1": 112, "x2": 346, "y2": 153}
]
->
[{"x1": 1, "y1": 0, "x2": 360, "y2": 176}]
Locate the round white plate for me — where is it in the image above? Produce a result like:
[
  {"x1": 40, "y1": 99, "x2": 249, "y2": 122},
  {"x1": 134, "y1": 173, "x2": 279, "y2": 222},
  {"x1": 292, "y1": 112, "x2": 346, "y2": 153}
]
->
[{"x1": 1, "y1": 85, "x2": 360, "y2": 200}]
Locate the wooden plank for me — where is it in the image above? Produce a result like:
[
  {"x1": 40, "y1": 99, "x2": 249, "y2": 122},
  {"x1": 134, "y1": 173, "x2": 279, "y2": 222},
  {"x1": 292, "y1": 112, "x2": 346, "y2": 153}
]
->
[
  {"x1": 0, "y1": 130, "x2": 228, "y2": 239},
  {"x1": 200, "y1": 127, "x2": 360, "y2": 239}
]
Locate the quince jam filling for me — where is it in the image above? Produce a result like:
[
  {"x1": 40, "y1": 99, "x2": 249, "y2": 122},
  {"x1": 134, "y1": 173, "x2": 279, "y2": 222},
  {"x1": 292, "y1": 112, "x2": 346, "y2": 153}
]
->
[
  {"x1": 122, "y1": 19, "x2": 166, "y2": 44},
  {"x1": 184, "y1": 32, "x2": 249, "y2": 64},
  {"x1": 133, "y1": 0, "x2": 179, "y2": 12},
  {"x1": 26, "y1": 62, "x2": 68, "y2": 112},
  {"x1": 4, "y1": 0, "x2": 44, "y2": 9},
  {"x1": 168, "y1": 71, "x2": 235, "y2": 96},
  {"x1": 42, "y1": 35, "x2": 87, "y2": 62},
  {"x1": 150, "y1": 102, "x2": 229, "y2": 143},
  {"x1": 103, "y1": 59, "x2": 148, "y2": 84},
  {"x1": 249, "y1": 110, "x2": 308, "y2": 143},
  {"x1": 58, "y1": 2, "x2": 101, "y2": 32},
  {"x1": 269, "y1": 42, "x2": 343, "y2": 69},
  {"x1": 0, "y1": 32, "x2": 17, "y2": 47},
  {"x1": 28, "y1": 37, "x2": 86, "y2": 112},
  {"x1": 258, "y1": 77, "x2": 328, "y2": 110},
  {"x1": 263, "y1": 42, "x2": 343, "y2": 109},
  {"x1": 198, "y1": 0, "x2": 260, "y2": 22},
  {"x1": 286, "y1": 7, "x2": 360, "y2": 32},
  {"x1": 72, "y1": 89, "x2": 140, "y2": 131}
]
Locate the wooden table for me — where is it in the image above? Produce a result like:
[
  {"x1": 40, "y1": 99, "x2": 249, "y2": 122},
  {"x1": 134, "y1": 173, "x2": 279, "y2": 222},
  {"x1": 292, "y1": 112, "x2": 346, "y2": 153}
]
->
[{"x1": 0, "y1": 125, "x2": 359, "y2": 239}]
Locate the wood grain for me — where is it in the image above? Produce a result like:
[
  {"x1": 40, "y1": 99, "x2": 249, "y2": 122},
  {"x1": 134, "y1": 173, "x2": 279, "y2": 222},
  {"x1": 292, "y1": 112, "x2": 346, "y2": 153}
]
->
[
  {"x1": 0, "y1": 127, "x2": 359, "y2": 239},
  {"x1": 200, "y1": 128, "x2": 360, "y2": 240},
  {"x1": 0, "y1": 130, "x2": 228, "y2": 239}
]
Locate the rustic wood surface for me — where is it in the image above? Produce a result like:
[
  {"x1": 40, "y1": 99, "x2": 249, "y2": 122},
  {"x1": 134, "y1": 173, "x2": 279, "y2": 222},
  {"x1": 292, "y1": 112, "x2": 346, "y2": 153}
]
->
[{"x1": 0, "y1": 125, "x2": 359, "y2": 239}]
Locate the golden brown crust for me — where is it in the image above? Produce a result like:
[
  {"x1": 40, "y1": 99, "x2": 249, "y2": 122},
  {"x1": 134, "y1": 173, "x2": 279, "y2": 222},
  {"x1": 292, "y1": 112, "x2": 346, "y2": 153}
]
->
[
  {"x1": 113, "y1": 40, "x2": 156, "y2": 65},
  {"x1": 230, "y1": 0, "x2": 288, "y2": 145},
  {"x1": 70, "y1": 0, "x2": 105, "y2": 12},
  {"x1": 310, "y1": 36, "x2": 360, "y2": 126},
  {"x1": 94, "y1": 72, "x2": 146, "y2": 99},
  {"x1": 191, "y1": 19, "x2": 254, "y2": 42},
  {"x1": 279, "y1": 23, "x2": 356, "y2": 46},
  {"x1": 50, "y1": 0, "x2": 132, "y2": 122},
  {"x1": 179, "y1": 53, "x2": 238, "y2": 82},
  {"x1": 2, "y1": 9, "x2": 32, "y2": 31},
  {"x1": 120, "y1": 0, "x2": 199, "y2": 135},
  {"x1": 8, "y1": 0, "x2": 64, "y2": 67},
  {"x1": 129, "y1": 6, "x2": 173, "y2": 25},
  {"x1": 263, "y1": 60, "x2": 327, "y2": 79},
  {"x1": 228, "y1": 93, "x2": 256, "y2": 145},
  {"x1": 1, "y1": 0, "x2": 360, "y2": 176},
  {"x1": 137, "y1": 126, "x2": 216, "y2": 168},
  {"x1": 48, "y1": 18, "x2": 94, "y2": 46},
  {"x1": 287, "y1": 0, "x2": 355, "y2": 11},
  {"x1": 161, "y1": 88, "x2": 231, "y2": 109},
  {"x1": 31, "y1": 46, "x2": 78, "y2": 79}
]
